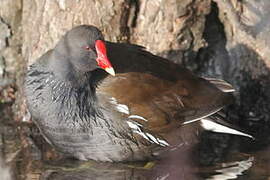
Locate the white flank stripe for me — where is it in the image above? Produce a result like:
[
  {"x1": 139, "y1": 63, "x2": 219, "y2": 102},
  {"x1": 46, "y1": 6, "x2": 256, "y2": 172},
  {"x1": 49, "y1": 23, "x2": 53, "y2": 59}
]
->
[
  {"x1": 128, "y1": 115, "x2": 148, "y2": 121},
  {"x1": 133, "y1": 130, "x2": 150, "y2": 141},
  {"x1": 127, "y1": 121, "x2": 170, "y2": 146},
  {"x1": 116, "y1": 104, "x2": 129, "y2": 114},
  {"x1": 220, "y1": 89, "x2": 235, "y2": 93},
  {"x1": 110, "y1": 97, "x2": 130, "y2": 114},
  {"x1": 146, "y1": 133, "x2": 160, "y2": 144},
  {"x1": 200, "y1": 119, "x2": 254, "y2": 139},
  {"x1": 126, "y1": 121, "x2": 142, "y2": 131},
  {"x1": 109, "y1": 97, "x2": 117, "y2": 105},
  {"x1": 157, "y1": 138, "x2": 170, "y2": 147}
]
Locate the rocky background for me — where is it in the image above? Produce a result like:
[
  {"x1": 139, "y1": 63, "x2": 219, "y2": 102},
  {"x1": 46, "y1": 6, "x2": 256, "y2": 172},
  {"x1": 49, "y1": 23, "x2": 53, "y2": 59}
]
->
[{"x1": 0, "y1": 0, "x2": 270, "y2": 179}]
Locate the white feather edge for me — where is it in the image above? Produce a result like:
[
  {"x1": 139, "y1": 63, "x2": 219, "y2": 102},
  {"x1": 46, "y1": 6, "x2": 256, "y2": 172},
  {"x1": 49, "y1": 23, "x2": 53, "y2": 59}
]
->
[
  {"x1": 204, "y1": 77, "x2": 235, "y2": 92},
  {"x1": 182, "y1": 107, "x2": 223, "y2": 125}
]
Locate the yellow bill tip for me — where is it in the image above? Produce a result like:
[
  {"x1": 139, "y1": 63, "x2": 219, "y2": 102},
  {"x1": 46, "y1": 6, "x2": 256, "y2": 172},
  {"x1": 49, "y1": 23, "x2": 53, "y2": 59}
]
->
[{"x1": 105, "y1": 67, "x2": 115, "y2": 76}]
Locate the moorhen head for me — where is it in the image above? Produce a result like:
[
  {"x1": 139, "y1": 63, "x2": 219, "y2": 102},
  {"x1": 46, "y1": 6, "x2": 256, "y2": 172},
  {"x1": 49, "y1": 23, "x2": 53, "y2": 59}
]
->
[
  {"x1": 49, "y1": 25, "x2": 115, "y2": 84},
  {"x1": 24, "y1": 25, "x2": 252, "y2": 162}
]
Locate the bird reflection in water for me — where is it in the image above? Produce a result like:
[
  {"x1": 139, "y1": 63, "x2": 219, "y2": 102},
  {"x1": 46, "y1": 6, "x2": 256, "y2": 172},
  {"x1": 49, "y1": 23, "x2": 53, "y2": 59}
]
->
[
  {"x1": 205, "y1": 157, "x2": 253, "y2": 180},
  {"x1": 39, "y1": 145, "x2": 255, "y2": 180},
  {"x1": 41, "y1": 145, "x2": 200, "y2": 180}
]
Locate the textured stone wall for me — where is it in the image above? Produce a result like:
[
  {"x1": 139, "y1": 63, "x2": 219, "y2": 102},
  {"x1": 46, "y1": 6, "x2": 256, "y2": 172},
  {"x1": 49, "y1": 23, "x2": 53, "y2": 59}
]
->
[
  {"x1": 131, "y1": 0, "x2": 210, "y2": 62},
  {"x1": 0, "y1": 0, "x2": 22, "y2": 80},
  {"x1": 22, "y1": 0, "x2": 133, "y2": 64},
  {"x1": 21, "y1": 0, "x2": 211, "y2": 65}
]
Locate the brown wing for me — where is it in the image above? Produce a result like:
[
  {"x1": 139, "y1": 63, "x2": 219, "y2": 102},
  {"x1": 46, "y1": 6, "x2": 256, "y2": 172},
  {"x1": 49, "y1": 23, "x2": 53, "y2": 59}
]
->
[
  {"x1": 97, "y1": 72, "x2": 232, "y2": 135},
  {"x1": 98, "y1": 42, "x2": 234, "y2": 148}
]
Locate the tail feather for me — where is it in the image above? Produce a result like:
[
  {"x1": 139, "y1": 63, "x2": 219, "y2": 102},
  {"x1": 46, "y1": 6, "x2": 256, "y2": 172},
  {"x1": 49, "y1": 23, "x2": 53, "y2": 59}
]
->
[
  {"x1": 204, "y1": 77, "x2": 235, "y2": 93},
  {"x1": 200, "y1": 118, "x2": 254, "y2": 139}
]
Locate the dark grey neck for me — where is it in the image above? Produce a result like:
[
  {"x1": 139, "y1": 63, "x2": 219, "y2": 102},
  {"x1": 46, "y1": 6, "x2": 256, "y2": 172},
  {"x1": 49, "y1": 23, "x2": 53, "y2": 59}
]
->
[{"x1": 47, "y1": 67, "x2": 104, "y2": 129}]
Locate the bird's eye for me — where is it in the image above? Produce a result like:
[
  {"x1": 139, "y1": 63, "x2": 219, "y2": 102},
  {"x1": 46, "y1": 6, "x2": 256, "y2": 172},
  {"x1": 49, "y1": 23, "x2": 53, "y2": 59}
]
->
[{"x1": 84, "y1": 46, "x2": 91, "y2": 51}]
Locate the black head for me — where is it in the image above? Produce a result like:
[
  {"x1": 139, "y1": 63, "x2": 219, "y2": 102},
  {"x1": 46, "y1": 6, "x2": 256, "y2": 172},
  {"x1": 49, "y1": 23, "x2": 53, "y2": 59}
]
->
[{"x1": 54, "y1": 25, "x2": 115, "y2": 75}]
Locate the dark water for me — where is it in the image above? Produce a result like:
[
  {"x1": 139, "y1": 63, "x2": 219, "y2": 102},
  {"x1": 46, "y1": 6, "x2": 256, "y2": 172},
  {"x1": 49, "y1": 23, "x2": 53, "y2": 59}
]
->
[{"x1": 3, "y1": 146, "x2": 269, "y2": 180}]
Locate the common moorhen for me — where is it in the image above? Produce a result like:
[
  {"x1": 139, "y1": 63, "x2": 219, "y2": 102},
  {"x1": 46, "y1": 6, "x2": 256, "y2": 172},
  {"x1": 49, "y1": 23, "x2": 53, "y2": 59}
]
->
[{"x1": 24, "y1": 25, "x2": 251, "y2": 162}]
